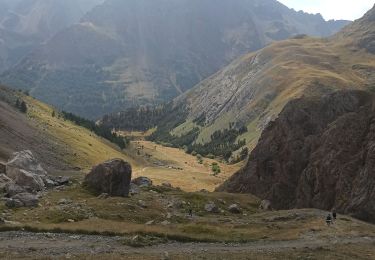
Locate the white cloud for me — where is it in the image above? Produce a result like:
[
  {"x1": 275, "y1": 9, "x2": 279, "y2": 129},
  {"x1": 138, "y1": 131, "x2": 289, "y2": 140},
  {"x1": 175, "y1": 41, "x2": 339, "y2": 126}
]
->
[{"x1": 278, "y1": 0, "x2": 374, "y2": 20}]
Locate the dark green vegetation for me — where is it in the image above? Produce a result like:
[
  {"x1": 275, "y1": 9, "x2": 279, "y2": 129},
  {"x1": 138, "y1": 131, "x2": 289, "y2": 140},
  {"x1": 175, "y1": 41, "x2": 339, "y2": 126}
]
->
[
  {"x1": 100, "y1": 104, "x2": 171, "y2": 131},
  {"x1": 102, "y1": 101, "x2": 248, "y2": 161},
  {"x1": 150, "y1": 127, "x2": 246, "y2": 162},
  {"x1": 61, "y1": 111, "x2": 129, "y2": 149},
  {"x1": 0, "y1": 0, "x2": 349, "y2": 118}
]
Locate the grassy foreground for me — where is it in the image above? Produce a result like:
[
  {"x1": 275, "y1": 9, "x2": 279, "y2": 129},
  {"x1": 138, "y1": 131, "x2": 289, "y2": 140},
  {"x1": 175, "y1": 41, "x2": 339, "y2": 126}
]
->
[{"x1": 1, "y1": 175, "x2": 375, "y2": 245}]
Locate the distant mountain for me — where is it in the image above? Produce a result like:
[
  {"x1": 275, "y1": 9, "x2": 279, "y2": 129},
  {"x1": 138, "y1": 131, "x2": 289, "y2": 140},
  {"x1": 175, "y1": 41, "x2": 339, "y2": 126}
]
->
[
  {"x1": 0, "y1": 0, "x2": 104, "y2": 72},
  {"x1": 105, "y1": 4, "x2": 374, "y2": 161},
  {"x1": 0, "y1": 0, "x2": 350, "y2": 118}
]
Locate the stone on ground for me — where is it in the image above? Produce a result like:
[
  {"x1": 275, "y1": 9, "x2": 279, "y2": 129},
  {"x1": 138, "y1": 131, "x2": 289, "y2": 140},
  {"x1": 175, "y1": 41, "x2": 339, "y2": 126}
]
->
[
  {"x1": 132, "y1": 176, "x2": 152, "y2": 187},
  {"x1": 205, "y1": 202, "x2": 220, "y2": 213},
  {"x1": 83, "y1": 159, "x2": 132, "y2": 197},
  {"x1": 228, "y1": 204, "x2": 242, "y2": 214}
]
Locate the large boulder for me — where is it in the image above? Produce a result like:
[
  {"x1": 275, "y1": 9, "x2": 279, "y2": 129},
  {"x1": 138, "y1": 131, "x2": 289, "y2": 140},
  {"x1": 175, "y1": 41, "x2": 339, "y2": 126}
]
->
[
  {"x1": 6, "y1": 150, "x2": 47, "y2": 176},
  {"x1": 5, "y1": 150, "x2": 47, "y2": 192},
  {"x1": 6, "y1": 169, "x2": 45, "y2": 193},
  {"x1": 5, "y1": 183, "x2": 26, "y2": 197},
  {"x1": 5, "y1": 193, "x2": 39, "y2": 208},
  {"x1": 83, "y1": 159, "x2": 132, "y2": 197}
]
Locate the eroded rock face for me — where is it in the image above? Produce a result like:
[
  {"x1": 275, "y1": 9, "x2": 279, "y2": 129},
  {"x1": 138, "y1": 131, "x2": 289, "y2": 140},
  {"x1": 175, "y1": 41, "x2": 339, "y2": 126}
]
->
[
  {"x1": 83, "y1": 159, "x2": 132, "y2": 197},
  {"x1": 219, "y1": 90, "x2": 375, "y2": 222}
]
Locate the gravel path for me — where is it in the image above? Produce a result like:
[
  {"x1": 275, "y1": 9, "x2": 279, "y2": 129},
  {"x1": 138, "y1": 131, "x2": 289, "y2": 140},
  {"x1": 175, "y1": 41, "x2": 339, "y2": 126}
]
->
[{"x1": 0, "y1": 231, "x2": 374, "y2": 258}]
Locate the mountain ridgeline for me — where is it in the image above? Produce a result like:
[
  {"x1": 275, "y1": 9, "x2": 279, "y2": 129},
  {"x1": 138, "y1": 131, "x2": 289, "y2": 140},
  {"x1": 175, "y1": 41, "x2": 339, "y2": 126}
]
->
[
  {"x1": 0, "y1": 0, "x2": 349, "y2": 119},
  {"x1": 0, "y1": 0, "x2": 105, "y2": 72}
]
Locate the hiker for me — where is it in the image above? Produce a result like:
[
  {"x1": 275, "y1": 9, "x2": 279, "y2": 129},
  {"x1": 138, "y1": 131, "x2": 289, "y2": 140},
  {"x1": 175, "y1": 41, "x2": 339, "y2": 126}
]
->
[
  {"x1": 188, "y1": 208, "x2": 193, "y2": 217},
  {"x1": 326, "y1": 214, "x2": 332, "y2": 226},
  {"x1": 332, "y1": 209, "x2": 337, "y2": 221}
]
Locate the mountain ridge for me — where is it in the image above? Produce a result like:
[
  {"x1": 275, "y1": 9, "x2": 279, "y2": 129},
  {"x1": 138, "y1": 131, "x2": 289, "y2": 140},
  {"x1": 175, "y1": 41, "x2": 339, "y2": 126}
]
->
[{"x1": 0, "y1": 0, "x2": 350, "y2": 118}]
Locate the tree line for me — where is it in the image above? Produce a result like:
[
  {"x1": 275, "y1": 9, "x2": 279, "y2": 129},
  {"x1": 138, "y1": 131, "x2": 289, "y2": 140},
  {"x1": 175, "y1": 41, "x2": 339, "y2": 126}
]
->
[{"x1": 60, "y1": 111, "x2": 129, "y2": 149}]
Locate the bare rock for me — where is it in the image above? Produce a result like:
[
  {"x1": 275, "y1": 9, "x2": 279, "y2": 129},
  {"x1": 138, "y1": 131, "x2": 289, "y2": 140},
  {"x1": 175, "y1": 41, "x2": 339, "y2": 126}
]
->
[
  {"x1": 5, "y1": 183, "x2": 26, "y2": 197},
  {"x1": 145, "y1": 220, "x2": 155, "y2": 225},
  {"x1": 228, "y1": 204, "x2": 242, "y2": 214},
  {"x1": 0, "y1": 161, "x2": 5, "y2": 174},
  {"x1": 58, "y1": 198, "x2": 73, "y2": 205},
  {"x1": 97, "y1": 193, "x2": 109, "y2": 199},
  {"x1": 6, "y1": 169, "x2": 45, "y2": 193},
  {"x1": 162, "y1": 182, "x2": 172, "y2": 188},
  {"x1": 83, "y1": 159, "x2": 132, "y2": 197},
  {"x1": 204, "y1": 202, "x2": 220, "y2": 213},
  {"x1": 6, "y1": 193, "x2": 39, "y2": 208},
  {"x1": 129, "y1": 183, "x2": 140, "y2": 195},
  {"x1": 137, "y1": 200, "x2": 147, "y2": 208},
  {"x1": 51, "y1": 176, "x2": 70, "y2": 186},
  {"x1": 132, "y1": 177, "x2": 152, "y2": 187},
  {"x1": 6, "y1": 150, "x2": 47, "y2": 176},
  {"x1": 259, "y1": 200, "x2": 272, "y2": 211},
  {"x1": 0, "y1": 174, "x2": 12, "y2": 192}
]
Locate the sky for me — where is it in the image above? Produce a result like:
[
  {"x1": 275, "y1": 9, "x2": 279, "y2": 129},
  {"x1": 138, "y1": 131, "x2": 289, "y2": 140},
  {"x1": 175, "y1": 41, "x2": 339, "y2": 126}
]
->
[{"x1": 278, "y1": 0, "x2": 374, "y2": 21}]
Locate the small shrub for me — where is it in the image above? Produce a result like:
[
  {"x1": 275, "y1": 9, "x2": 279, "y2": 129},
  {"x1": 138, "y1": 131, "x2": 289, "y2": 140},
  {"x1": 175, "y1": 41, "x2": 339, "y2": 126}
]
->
[{"x1": 212, "y1": 163, "x2": 221, "y2": 176}]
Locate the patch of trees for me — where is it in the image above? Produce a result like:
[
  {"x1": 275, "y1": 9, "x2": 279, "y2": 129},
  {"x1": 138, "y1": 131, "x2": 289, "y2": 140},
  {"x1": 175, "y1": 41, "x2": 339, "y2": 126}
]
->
[
  {"x1": 187, "y1": 128, "x2": 247, "y2": 161},
  {"x1": 100, "y1": 104, "x2": 172, "y2": 131},
  {"x1": 151, "y1": 125, "x2": 247, "y2": 162},
  {"x1": 61, "y1": 111, "x2": 129, "y2": 149}
]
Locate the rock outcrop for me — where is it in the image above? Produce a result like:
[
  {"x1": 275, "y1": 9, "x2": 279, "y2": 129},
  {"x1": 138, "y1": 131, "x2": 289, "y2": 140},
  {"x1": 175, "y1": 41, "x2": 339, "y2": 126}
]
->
[
  {"x1": 219, "y1": 90, "x2": 375, "y2": 222},
  {"x1": 83, "y1": 159, "x2": 132, "y2": 197},
  {"x1": 6, "y1": 150, "x2": 47, "y2": 177},
  {"x1": 1, "y1": 150, "x2": 69, "y2": 208}
]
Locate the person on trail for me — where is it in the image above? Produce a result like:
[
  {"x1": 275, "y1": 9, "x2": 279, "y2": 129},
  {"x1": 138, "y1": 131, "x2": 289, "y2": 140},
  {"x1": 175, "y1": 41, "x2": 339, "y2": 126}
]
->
[
  {"x1": 332, "y1": 209, "x2": 337, "y2": 221},
  {"x1": 326, "y1": 214, "x2": 332, "y2": 226},
  {"x1": 188, "y1": 208, "x2": 193, "y2": 217}
]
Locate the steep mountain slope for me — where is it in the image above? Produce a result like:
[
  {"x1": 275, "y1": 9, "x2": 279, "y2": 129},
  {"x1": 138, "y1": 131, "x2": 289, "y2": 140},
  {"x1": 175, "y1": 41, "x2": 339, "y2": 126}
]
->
[
  {"x1": 0, "y1": 0, "x2": 105, "y2": 72},
  {"x1": 120, "y1": 4, "x2": 374, "y2": 160},
  {"x1": 0, "y1": 0, "x2": 350, "y2": 118},
  {"x1": 218, "y1": 90, "x2": 375, "y2": 222},
  {"x1": 0, "y1": 85, "x2": 136, "y2": 172}
]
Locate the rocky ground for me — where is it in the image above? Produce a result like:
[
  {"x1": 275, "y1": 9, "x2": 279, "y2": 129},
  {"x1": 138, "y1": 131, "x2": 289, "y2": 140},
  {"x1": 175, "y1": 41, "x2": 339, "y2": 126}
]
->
[{"x1": 0, "y1": 230, "x2": 374, "y2": 259}]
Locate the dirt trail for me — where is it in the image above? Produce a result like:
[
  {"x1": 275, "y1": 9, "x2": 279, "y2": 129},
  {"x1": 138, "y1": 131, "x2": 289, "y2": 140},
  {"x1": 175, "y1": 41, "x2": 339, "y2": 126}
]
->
[{"x1": 0, "y1": 231, "x2": 374, "y2": 258}]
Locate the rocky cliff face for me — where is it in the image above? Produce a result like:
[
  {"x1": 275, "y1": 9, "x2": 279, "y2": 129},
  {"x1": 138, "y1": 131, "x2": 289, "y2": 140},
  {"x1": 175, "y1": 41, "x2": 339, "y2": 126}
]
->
[{"x1": 219, "y1": 90, "x2": 375, "y2": 222}]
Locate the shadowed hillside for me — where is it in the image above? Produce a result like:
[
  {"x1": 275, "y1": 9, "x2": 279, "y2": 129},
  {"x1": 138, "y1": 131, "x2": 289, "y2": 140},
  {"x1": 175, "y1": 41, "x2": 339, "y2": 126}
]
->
[{"x1": 0, "y1": 0, "x2": 350, "y2": 118}]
